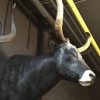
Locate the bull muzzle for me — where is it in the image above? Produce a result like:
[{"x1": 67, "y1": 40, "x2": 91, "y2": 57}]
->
[{"x1": 79, "y1": 70, "x2": 96, "y2": 86}]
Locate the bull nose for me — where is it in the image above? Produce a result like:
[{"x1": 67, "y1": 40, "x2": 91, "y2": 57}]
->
[
  {"x1": 79, "y1": 70, "x2": 96, "y2": 86},
  {"x1": 89, "y1": 73, "x2": 96, "y2": 81}
]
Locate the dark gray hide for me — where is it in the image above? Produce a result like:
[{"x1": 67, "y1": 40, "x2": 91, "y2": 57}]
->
[{"x1": 0, "y1": 43, "x2": 95, "y2": 100}]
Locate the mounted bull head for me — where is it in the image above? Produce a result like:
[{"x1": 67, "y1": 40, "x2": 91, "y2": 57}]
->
[{"x1": 54, "y1": 0, "x2": 95, "y2": 86}]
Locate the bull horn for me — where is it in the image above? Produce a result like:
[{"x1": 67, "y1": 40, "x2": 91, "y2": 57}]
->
[
  {"x1": 0, "y1": 3, "x2": 16, "y2": 42},
  {"x1": 78, "y1": 34, "x2": 92, "y2": 53},
  {"x1": 55, "y1": 0, "x2": 68, "y2": 42}
]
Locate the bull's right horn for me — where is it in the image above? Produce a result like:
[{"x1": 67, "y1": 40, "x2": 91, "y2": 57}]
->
[{"x1": 77, "y1": 34, "x2": 92, "y2": 53}]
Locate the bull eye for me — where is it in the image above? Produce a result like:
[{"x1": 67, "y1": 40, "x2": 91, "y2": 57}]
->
[
  {"x1": 69, "y1": 53, "x2": 76, "y2": 57},
  {"x1": 66, "y1": 54, "x2": 72, "y2": 61},
  {"x1": 68, "y1": 53, "x2": 78, "y2": 62},
  {"x1": 67, "y1": 54, "x2": 75, "y2": 61}
]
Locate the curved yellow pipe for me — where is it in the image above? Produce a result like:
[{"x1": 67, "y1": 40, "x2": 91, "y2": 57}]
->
[{"x1": 66, "y1": 0, "x2": 100, "y2": 56}]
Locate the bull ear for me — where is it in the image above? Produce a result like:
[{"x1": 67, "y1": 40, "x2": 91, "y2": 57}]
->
[
  {"x1": 77, "y1": 33, "x2": 91, "y2": 53},
  {"x1": 55, "y1": 0, "x2": 67, "y2": 43}
]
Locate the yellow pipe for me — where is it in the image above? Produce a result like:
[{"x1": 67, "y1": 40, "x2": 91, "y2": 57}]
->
[{"x1": 66, "y1": 0, "x2": 100, "y2": 56}]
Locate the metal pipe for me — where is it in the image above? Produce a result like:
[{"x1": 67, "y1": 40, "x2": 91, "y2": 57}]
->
[
  {"x1": 31, "y1": 0, "x2": 54, "y2": 27},
  {"x1": 66, "y1": 0, "x2": 100, "y2": 56}
]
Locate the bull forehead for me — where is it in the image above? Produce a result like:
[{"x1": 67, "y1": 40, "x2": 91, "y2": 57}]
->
[
  {"x1": 62, "y1": 42, "x2": 83, "y2": 60},
  {"x1": 64, "y1": 42, "x2": 76, "y2": 50}
]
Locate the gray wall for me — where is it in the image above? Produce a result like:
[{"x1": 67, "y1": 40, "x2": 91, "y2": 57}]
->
[{"x1": 0, "y1": 1, "x2": 100, "y2": 100}]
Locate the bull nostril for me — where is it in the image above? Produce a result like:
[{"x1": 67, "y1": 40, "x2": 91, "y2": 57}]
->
[{"x1": 89, "y1": 73, "x2": 95, "y2": 79}]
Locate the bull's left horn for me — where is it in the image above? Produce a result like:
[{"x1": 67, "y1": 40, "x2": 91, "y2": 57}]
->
[
  {"x1": 78, "y1": 34, "x2": 92, "y2": 53},
  {"x1": 55, "y1": 0, "x2": 67, "y2": 42}
]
